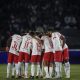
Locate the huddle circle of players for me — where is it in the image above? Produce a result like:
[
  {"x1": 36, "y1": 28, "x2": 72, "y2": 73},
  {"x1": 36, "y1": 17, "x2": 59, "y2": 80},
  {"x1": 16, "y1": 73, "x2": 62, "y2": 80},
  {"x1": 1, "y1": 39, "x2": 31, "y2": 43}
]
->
[{"x1": 6, "y1": 30, "x2": 70, "y2": 79}]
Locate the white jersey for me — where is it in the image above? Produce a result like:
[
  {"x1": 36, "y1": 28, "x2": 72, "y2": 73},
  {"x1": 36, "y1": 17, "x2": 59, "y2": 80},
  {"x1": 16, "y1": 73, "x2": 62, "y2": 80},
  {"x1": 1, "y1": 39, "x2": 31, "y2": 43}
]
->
[
  {"x1": 52, "y1": 32, "x2": 62, "y2": 51},
  {"x1": 41, "y1": 36, "x2": 53, "y2": 53},
  {"x1": 63, "y1": 43, "x2": 68, "y2": 50},
  {"x1": 9, "y1": 34, "x2": 22, "y2": 55},
  {"x1": 32, "y1": 37, "x2": 42, "y2": 55},
  {"x1": 54, "y1": 32, "x2": 64, "y2": 46},
  {"x1": 54, "y1": 32, "x2": 61, "y2": 38},
  {"x1": 19, "y1": 34, "x2": 32, "y2": 54}
]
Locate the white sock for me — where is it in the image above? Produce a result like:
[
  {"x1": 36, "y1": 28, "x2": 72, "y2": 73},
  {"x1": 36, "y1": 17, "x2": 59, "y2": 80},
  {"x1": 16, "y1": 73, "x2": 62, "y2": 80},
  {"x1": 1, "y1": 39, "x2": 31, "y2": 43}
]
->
[
  {"x1": 40, "y1": 67, "x2": 43, "y2": 76},
  {"x1": 49, "y1": 67, "x2": 53, "y2": 77},
  {"x1": 44, "y1": 66, "x2": 49, "y2": 78},
  {"x1": 25, "y1": 63, "x2": 28, "y2": 77},
  {"x1": 12, "y1": 63, "x2": 15, "y2": 76},
  {"x1": 40, "y1": 62, "x2": 44, "y2": 76},
  {"x1": 64, "y1": 62, "x2": 70, "y2": 78},
  {"x1": 15, "y1": 63, "x2": 18, "y2": 76},
  {"x1": 52, "y1": 64, "x2": 55, "y2": 77},
  {"x1": 31, "y1": 64, "x2": 35, "y2": 76},
  {"x1": 59, "y1": 63, "x2": 62, "y2": 77},
  {"x1": 36, "y1": 64, "x2": 40, "y2": 76},
  {"x1": 55, "y1": 62, "x2": 61, "y2": 78},
  {"x1": 22, "y1": 62, "x2": 25, "y2": 75},
  {"x1": 7, "y1": 63, "x2": 11, "y2": 78},
  {"x1": 18, "y1": 62, "x2": 21, "y2": 76}
]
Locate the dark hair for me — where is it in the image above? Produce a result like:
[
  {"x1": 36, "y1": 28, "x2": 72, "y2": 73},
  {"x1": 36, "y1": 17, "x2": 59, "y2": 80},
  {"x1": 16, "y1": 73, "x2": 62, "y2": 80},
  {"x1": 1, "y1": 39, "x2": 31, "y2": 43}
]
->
[{"x1": 29, "y1": 31, "x2": 35, "y2": 37}]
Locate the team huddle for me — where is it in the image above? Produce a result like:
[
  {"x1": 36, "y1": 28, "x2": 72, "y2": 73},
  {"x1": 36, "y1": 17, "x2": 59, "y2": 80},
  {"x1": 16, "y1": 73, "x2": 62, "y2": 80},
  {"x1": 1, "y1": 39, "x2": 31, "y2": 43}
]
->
[{"x1": 6, "y1": 31, "x2": 70, "y2": 79}]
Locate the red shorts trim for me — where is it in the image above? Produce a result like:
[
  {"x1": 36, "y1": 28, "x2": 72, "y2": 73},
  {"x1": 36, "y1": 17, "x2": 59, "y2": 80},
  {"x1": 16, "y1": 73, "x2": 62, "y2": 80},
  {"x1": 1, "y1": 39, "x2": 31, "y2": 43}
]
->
[
  {"x1": 30, "y1": 55, "x2": 41, "y2": 63},
  {"x1": 43, "y1": 52, "x2": 53, "y2": 62},
  {"x1": 18, "y1": 52, "x2": 30, "y2": 62},
  {"x1": 8, "y1": 53, "x2": 19, "y2": 63},
  {"x1": 62, "y1": 48, "x2": 69, "y2": 61},
  {"x1": 54, "y1": 51, "x2": 62, "y2": 62}
]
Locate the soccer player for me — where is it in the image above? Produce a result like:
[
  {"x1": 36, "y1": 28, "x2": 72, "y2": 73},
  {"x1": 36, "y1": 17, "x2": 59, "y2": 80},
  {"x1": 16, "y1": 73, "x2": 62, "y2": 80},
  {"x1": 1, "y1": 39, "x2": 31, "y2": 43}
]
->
[
  {"x1": 41, "y1": 32, "x2": 53, "y2": 79},
  {"x1": 6, "y1": 34, "x2": 22, "y2": 78},
  {"x1": 62, "y1": 43, "x2": 70, "y2": 79},
  {"x1": 55, "y1": 32, "x2": 70, "y2": 79},
  {"x1": 30, "y1": 32, "x2": 42, "y2": 79},
  {"x1": 6, "y1": 38, "x2": 15, "y2": 78},
  {"x1": 51, "y1": 32, "x2": 64, "y2": 79},
  {"x1": 18, "y1": 32, "x2": 34, "y2": 78}
]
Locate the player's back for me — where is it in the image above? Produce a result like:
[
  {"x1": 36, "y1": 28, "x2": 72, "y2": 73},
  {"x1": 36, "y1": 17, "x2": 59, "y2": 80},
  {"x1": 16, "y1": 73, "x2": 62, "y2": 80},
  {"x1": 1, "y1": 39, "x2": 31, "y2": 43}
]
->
[
  {"x1": 52, "y1": 32, "x2": 62, "y2": 51},
  {"x1": 19, "y1": 34, "x2": 32, "y2": 53},
  {"x1": 32, "y1": 36, "x2": 42, "y2": 55},
  {"x1": 9, "y1": 34, "x2": 22, "y2": 55},
  {"x1": 41, "y1": 35, "x2": 53, "y2": 52}
]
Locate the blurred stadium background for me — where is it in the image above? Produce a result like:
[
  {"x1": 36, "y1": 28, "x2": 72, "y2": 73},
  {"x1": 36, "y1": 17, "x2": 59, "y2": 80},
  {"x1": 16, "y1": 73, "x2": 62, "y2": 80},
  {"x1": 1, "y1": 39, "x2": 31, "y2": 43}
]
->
[
  {"x1": 0, "y1": 0, "x2": 80, "y2": 49},
  {"x1": 0, "y1": 0, "x2": 80, "y2": 79}
]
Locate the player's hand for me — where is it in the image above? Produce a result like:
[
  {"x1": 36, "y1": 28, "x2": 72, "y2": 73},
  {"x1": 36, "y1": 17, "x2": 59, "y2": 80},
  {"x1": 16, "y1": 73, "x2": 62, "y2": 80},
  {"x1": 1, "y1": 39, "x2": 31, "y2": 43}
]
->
[{"x1": 6, "y1": 47, "x2": 9, "y2": 52}]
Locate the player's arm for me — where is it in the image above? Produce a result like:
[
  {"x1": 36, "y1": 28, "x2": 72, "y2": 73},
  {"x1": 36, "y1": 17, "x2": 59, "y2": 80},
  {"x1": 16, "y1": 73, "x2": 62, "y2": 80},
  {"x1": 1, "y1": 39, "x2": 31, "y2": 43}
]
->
[
  {"x1": 60, "y1": 35, "x2": 66, "y2": 48},
  {"x1": 34, "y1": 36, "x2": 41, "y2": 44}
]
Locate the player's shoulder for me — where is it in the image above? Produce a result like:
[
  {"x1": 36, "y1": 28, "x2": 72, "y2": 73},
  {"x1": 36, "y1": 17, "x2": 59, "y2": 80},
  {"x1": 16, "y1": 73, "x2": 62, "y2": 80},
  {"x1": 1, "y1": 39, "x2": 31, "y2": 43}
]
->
[
  {"x1": 27, "y1": 34, "x2": 32, "y2": 37},
  {"x1": 12, "y1": 34, "x2": 21, "y2": 37},
  {"x1": 12, "y1": 34, "x2": 21, "y2": 40},
  {"x1": 32, "y1": 36, "x2": 37, "y2": 41},
  {"x1": 41, "y1": 35, "x2": 46, "y2": 40},
  {"x1": 54, "y1": 32, "x2": 61, "y2": 35},
  {"x1": 32, "y1": 38, "x2": 36, "y2": 43},
  {"x1": 52, "y1": 32, "x2": 61, "y2": 37}
]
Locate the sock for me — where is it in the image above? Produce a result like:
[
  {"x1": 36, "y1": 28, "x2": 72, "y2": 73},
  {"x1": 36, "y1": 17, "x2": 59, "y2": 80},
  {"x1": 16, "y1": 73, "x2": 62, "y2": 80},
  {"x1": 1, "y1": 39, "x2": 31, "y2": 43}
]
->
[
  {"x1": 59, "y1": 62, "x2": 62, "y2": 77},
  {"x1": 49, "y1": 67, "x2": 53, "y2": 77},
  {"x1": 18, "y1": 62, "x2": 21, "y2": 76},
  {"x1": 52, "y1": 63, "x2": 55, "y2": 77},
  {"x1": 31, "y1": 64, "x2": 35, "y2": 76},
  {"x1": 64, "y1": 62, "x2": 70, "y2": 78},
  {"x1": 44, "y1": 66, "x2": 49, "y2": 78},
  {"x1": 55, "y1": 62, "x2": 61, "y2": 78},
  {"x1": 22, "y1": 62, "x2": 25, "y2": 75},
  {"x1": 25, "y1": 63, "x2": 28, "y2": 77},
  {"x1": 15, "y1": 63, "x2": 18, "y2": 76},
  {"x1": 40, "y1": 67, "x2": 43, "y2": 76},
  {"x1": 12, "y1": 63, "x2": 15, "y2": 76},
  {"x1": 36, "y1": 64, "x2": 40, "y2": 76},
  {"x1": 40, "y1": 62, "x2": 44, "y2": 76},
  {"x1": 7, "y1": 63, "x2": 11, "y2": 78}
]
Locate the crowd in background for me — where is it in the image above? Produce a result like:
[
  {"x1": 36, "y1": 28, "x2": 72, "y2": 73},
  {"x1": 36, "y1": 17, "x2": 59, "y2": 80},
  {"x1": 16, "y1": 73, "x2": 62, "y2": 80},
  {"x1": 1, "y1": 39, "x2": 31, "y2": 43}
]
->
[{"x1": 0, "y1": 0, "x2": 80, "y2": 49}]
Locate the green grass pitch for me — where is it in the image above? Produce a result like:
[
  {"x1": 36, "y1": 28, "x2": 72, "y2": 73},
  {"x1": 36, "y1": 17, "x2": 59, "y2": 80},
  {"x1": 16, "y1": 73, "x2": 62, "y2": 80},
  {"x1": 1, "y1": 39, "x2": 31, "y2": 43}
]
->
[{"x1": 0, "y1": 64, "x2": 80, "y2": 80}]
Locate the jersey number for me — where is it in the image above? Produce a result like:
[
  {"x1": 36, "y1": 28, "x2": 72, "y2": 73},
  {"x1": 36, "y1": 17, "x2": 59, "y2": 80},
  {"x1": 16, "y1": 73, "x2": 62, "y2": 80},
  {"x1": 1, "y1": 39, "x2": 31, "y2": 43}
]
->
[{"x1": 12, "y1": 41, "x2": 18, "y2": 50}]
